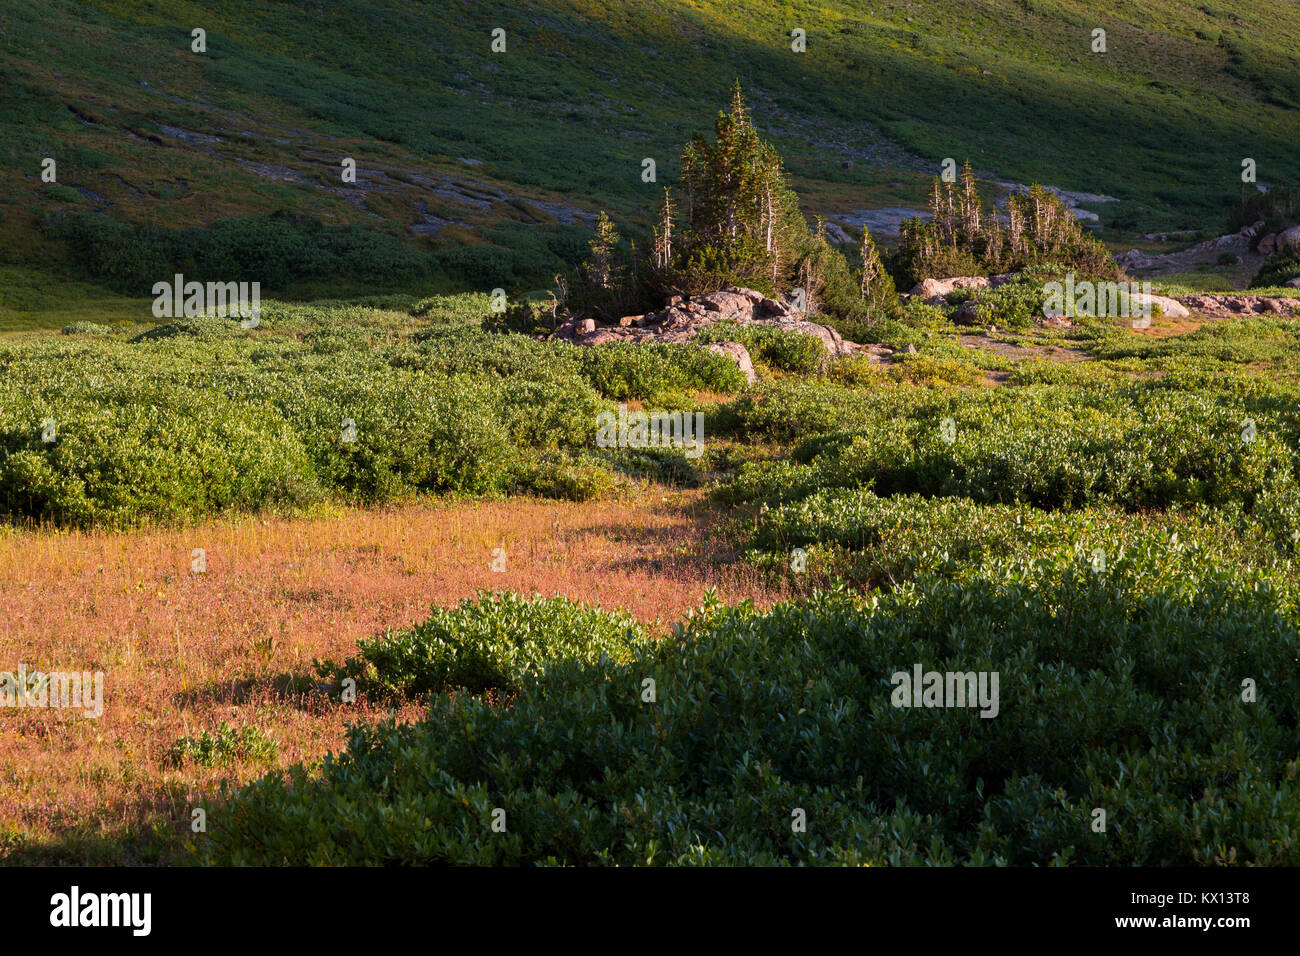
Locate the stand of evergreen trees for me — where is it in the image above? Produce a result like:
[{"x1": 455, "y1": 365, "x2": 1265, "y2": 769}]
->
[
  {"x1": 549, "y1": 86, "x2": 1118, "y2": 337},
  {"x1": 896, "y1": 164, "x2": 1115, "y2": 286},
  {"x1": 556, "y1": 85, "x2": 900, "y2": 334}
]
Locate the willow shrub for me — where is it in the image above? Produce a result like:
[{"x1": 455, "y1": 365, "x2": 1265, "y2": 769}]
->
[{"x1": 200, "y1": 564, "x2": 1300, "y2": 865}]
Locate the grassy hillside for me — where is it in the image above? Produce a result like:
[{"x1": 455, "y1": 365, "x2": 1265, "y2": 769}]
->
[{"x1": 2, "y1": 0, "x2": 1299, "y2": 296}]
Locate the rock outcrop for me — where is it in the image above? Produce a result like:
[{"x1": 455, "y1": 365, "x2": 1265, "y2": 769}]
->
[
  {"x1": 550, "y1": 287, "x2": 891, "y2": 363},
  {"x1": 903, "y1": 274, "x2": 1017, "y2": 307},
  {"x1": 907, "y1": 276, "x2": 988, "y2": 306},
  {"x1": 705, "y1": 341, "x2": 757, "y2": 383},
  {"x1": 1115, "y1": 249, "x2": 1158, "y2": 271},
  {"x1": 1276, "y1": 226, "x2": 1300, "y2": 254},
  {"x1": 1179, "y1": 294, "x2": 1300, "y2": 317},
  {"x1": 1131, "y1": 293, "x2": 1191, "y2": 319}
]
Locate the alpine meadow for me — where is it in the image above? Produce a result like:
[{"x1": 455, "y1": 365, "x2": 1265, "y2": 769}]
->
[{"x1": 3, "y1": 0, "x2": 1300, "y2": 912}]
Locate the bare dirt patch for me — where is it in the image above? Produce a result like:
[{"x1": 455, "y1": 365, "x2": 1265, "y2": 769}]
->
[{"x1": 960, "y1": 334, "x2": 1089, "y2": 363}]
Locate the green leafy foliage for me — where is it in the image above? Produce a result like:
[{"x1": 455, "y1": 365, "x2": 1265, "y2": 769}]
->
[
  {"x1": 201, "y1": 569, "x2": 1300, "y2": 865},
  {"x1": 167, "y1": 722, "x2": 279, "y2": 769},
  {"x1": 717, "y1": 383, "x2": 1300, "y2": 546},
  {"x1": 694, "y1": 321, "x2": 826, "y2": 373},
  {"x1": 1251, "y1": 251, "x2": 1300, "y2": 289},
  {"x1": 316, "y1": 592, "x2": 648, "y2": 699}
]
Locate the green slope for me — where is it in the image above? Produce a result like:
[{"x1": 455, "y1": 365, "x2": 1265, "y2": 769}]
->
[{"x1": 1, "y1": 0, "x2": 1298, "y2": 290}]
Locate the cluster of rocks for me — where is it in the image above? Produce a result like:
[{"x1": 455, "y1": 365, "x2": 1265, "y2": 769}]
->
[
  {"x1": 903, "y1": 272, "x2": 1298, "y2": 325},
  {"x1": 1178, "y1": 294, "x2": 1300, "y2": 317},
  {"x1": 545, "y1": 258, "x2": 1300, "y2": 383},
  {"x1": 903, "y1": 274, "x2": 1192, "y2": 324},
  {"x1": 1116, "y1": 221, "x2": 1300, "y2": 273},
  {"x1": 1251, "y1": 223, "x2": 1300, "y2": 257},
  {"x1": 549, "y1": 287, "x2": 892, "y2": 382},
  {"x1": 905, "y1": 274, "x2": 1015, "y2": 307}
]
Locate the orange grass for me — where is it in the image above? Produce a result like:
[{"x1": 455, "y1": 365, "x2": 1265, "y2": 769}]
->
[{"x1": 0, "y1": 491, "x2": 786, "y2": 864}]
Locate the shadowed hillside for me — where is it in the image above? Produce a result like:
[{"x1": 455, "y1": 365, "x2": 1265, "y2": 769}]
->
[{"x1": 2, "y1": 0, "x2": 1299, "y2": 299}]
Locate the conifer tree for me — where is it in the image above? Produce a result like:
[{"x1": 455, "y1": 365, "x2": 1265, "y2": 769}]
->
[
  {"x1": 677, "y1": 82, "x2": 809, "y2": 294},
  {"x1": 859, "y1": 225, "x2": 883, "y2": 300},
  {"x1": 651, "y1": 188, "x2": 674, "y2": 272},
  {"x1": 959, "y1": 161, "x2": 981, "y2": 242},
  {"x1": 585, "y1": 211, "x2": 619, "y2": 290}
]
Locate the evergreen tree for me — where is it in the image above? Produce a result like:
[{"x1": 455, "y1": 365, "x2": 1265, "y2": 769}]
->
[
  {"x1": 677, "y1": 82, "x2": 809, "y2": 295},
  {"x1": 651, "y1": 188, "x2": 674, "y2": 272},
  {"x1": 584, "y1": 211, "x2": 619, "y2": 290},
  {"x1": 959, "y1": 161, "x2": 981, "y2": 242},
  {"x1": 856, "y1": 224, "x2": 899, "y2": 322},
  {"x1": 859, "y1": 225, "x2": 883, "y2": 299}
]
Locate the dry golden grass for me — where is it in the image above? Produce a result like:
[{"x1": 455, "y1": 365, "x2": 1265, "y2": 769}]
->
[{"x1": 0, "y1": 491, "x2": 784, "y2": 864}]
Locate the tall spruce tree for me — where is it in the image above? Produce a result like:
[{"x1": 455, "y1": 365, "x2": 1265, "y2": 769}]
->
[{"x1": 677, "y1": 83, "x2": 809, "y2": 294}]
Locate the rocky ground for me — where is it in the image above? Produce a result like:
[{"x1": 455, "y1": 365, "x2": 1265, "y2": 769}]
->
[
  {"x1": 1116, "y1": 221, "x2": 1300, "y2": 280},
  {"x1": 547, "y1": 222, "x2": 1300, "y2": 381},
  {"x1": 548, "y1": 287, "x2": 894, "y2": 381}
]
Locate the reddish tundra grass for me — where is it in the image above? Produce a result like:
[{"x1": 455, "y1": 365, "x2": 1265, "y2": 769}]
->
[{"x1": 0, "y1": 491, "x2": 785, "y2": 864}]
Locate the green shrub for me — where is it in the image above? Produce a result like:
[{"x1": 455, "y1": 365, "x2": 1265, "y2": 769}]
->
[
  {"x1": 719, "y1": 384, "x2": 1300, "y2": 542},
  {"x1": 167, "y1": 722, "x2": 279, "y2": 769},
  {"x1": 694, "y1": 321, "x2": 827, "y2": 373},
  {"x1": 129, "y1": 316, "x2": 252, "y2": 342},
  {"x1": 316, "y1": 591, "x2": 648, "y2": 699},
  {"x1": 0, "y1": 375, "x2": 320, "y2": 527},
  {"x1": 60, "y1": 321, "x2": 109, "y2": 336},
  {"x1": 723, "y1": 379, "x2": 888, "y2": 442},
  {"x1": 203, "y1": 571, "x2": 1300, "y2": 865},
  {"x1": 747, "y1": 489, "x2": 1294, "y2": 591},
  {"x1": 1251, "y1": 252, "x2": 1300, "y2": 289},
  {"x1": 890, "y1": 353, "x2": 983, "y2": 386},
  {"x1": 0, "y1": 320, "x2": 624, "y2": 525},
  {"x1": 42, "y1": 211, "x2": 439, "y2": 291},
  {"x1": 573, "y1": 341, "x2": 747, "y2": 400},
  {"x1": 513, "y1": 455, "x2": 623, "y2": 501}
]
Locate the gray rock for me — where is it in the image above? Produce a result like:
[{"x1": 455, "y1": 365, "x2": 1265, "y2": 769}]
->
[
  {"x1": 1115, "y1": 249, "x2": 1157, "y2": 271},
  {"x1": 1277, "y1": 226, "x2": 1300, "y2": 253},
  {"x1": 555, "y1": 287, "x2": 864, "y2": 361},
  {"x1": 1131, "y1": 293, "x2": 1190, "y2": 318},
  {"x1": 908, "y1": 276, "x2": 989, "y2": 306},
  {"x1": 697, "y1": 289, "x2": 757, "y2": 319},
  {"x1": 706, "y1": 341, "x2": 756, "y2": 383}
]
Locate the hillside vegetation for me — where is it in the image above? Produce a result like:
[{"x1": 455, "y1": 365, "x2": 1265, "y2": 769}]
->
[{"x1": 4, "y1": 0, "x2": 1300, "y2": 297}]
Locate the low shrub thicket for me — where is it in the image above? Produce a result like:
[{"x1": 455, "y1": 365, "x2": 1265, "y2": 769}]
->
[
  {"x1": 317, "y1": 592, "x2": 648, "y2": 699},
  {"x1": 694, "y1": 321, "x2": 827, "y2": 373},
  {"x1": 717, "y1": 384, "x2": 1300, "y2": 544},
  {"x1": 746, "y1": 489, "x2": 1296, "y2": 592},
  {"x1": 199, "y1": 570, "x2": 1300, "y2": 865},
  {"x1": 0, "y1": 320, "x2": 747, "y2": 526}
]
